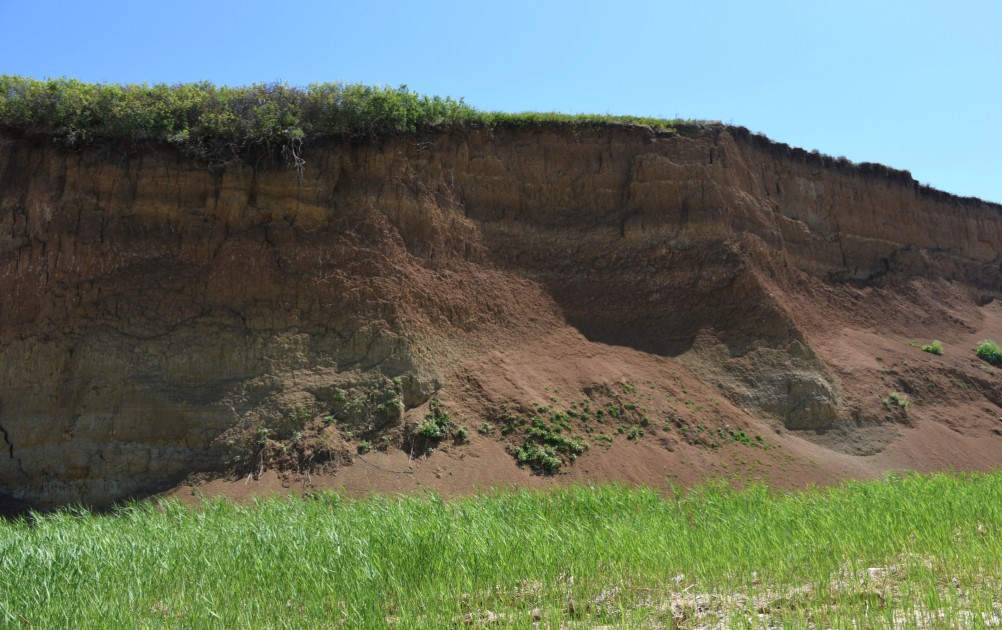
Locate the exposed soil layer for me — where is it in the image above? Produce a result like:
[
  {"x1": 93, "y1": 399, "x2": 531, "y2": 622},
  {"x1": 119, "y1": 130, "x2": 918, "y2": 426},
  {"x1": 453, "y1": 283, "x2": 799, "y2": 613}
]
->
[{"x1": 1, "y1": 124, "x2": 1000, "y2": 509}]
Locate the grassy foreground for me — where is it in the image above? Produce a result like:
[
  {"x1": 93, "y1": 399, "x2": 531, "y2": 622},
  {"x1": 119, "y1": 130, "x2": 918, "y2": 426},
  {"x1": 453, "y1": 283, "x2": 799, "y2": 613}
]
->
[{"x1": 2, "y1": 473, "x2": 1001, "y2": 628}]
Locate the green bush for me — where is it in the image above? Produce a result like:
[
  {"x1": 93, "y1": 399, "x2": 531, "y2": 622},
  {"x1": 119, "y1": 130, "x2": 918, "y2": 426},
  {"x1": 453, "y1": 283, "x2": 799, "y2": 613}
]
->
[
  {"x1": 975, "y1": 340, "x2": 1002, "y2": 365},
  {"x1": 921, "y1": 340, "x2": 943, "y2": 355}
]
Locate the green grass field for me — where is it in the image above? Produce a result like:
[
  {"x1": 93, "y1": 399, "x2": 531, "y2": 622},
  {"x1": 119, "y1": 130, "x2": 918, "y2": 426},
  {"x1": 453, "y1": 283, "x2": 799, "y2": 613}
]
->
[{"x1": 2, "y1": 472, "x2": 1001, "y2": 628}]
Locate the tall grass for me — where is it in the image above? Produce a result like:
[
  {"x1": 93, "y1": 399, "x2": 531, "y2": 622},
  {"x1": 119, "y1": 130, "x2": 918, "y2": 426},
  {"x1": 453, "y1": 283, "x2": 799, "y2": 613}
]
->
[{"x1": 2, "y1": 472, "x2": 1001, "y2": 627}]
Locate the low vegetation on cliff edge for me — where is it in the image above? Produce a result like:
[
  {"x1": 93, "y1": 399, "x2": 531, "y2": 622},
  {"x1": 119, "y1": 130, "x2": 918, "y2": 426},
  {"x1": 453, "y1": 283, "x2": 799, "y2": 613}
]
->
[
  {"x1": 2, "y1": 471, "x2": 1001, "y2": 627},
  {"x1": 0, "y1": 76, "x2": 688, "y2": 168}
]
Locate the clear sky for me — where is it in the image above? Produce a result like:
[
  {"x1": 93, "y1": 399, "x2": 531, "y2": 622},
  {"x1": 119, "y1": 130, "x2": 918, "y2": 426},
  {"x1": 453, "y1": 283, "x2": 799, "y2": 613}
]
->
[{"x1": 2, "y1": 0, "x2": 1000, "y2": 202}]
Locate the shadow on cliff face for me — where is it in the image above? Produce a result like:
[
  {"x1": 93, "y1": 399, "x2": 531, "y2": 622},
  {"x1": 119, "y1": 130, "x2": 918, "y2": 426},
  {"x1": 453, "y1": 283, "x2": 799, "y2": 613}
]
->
[
  {"x1": 564, "y1": 312, "x2": 844, "y2": 435},
  {"x1": 0, "y1": 492, "x2": 32, "y2": 520},
  {"x1": 0, "y1": 478, "x2": 191, "y2": 520},
  {"x1": 556, "y1": 264, "x2": 798, "y2": 359},
  {"x1": 522, "y1": 238, "x2": 846, "y2": 433}
]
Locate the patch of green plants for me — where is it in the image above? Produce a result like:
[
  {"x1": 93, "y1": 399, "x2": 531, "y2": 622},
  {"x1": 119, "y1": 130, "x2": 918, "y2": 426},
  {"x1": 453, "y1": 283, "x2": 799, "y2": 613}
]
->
[
  {"x1": 415, "y1": 399, "x2": 452, "y2": 441},
  {"x1": 511, "y1": 442, "x2": 563, "y2": 474},
  {"x1": 594, "y1": 434, "x2": 614, "y2": 447},
  {"x1": 730, "y1": 430, "x2": 752, "y2": 446},
  {"x1": 490, "y1": 405, "x2": 590, "y2": 474},
  {"x1": 286, "y1": 406, "x2": 313, "y2": 424},
  {"x1": 545, "y1": 410, "x2": 572, "y2": 433},
  {"x1": 0, "y1": 75, "x2": 693, "y2": 170},
  {"x1": 883, "y1": 391, "x2": 910, "y2": 411},
  {"x1": 511, "y1": 417, "x2": 589, "y2": 474},
  {"x1": 975, "y1": 339, "x2": 1002, "y2": 365},
  {"x1": 255, "y1": 426, "x2": 270, "y2": 446},
  {"x1": 324, "y1": 380, "x2": 404, "y2": 434},
  {"x1": 480, "y1": 110, "x2": 687, "y2": 131},
  {"x1": 920, "y1": 340, "x2": 944, "y2": 355},
  {"x1": 477, "y1": 422, "x2": 494, "y2": 436},
  {"x1": 488, "y1": 383, "x2": 714, "y2": 469}
]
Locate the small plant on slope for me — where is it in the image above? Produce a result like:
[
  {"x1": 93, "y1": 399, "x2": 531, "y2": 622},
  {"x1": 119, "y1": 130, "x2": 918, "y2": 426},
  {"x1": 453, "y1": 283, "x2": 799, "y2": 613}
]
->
[
  {"x1": 884, "y1": 391, "x2": 909, "y2": 410},
  {"x1": 416, "y1": 399, "x2": 451, "y2": 440},
  {"x1": 625, "y1": 425, "x2": 645, "y2": 440},
  {"x1": 921, "y1": 340, "x2": 943, "y2": 355},
  {"x1": 975, "y1": 340, "x2": 1002, "y2": 365}
]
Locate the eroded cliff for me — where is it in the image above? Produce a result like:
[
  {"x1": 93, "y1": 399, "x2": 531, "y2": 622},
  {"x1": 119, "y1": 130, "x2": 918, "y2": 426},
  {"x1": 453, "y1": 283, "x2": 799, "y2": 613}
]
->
[{"x1": 2, "y1": 123, "x2": 1001, "y2": 508}]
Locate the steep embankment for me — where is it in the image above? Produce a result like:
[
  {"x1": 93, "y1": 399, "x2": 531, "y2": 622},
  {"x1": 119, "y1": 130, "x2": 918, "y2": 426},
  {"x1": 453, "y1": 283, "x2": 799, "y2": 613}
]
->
[{"x1": 2, "y1": 123, "x2": 1001, "y2": 509}]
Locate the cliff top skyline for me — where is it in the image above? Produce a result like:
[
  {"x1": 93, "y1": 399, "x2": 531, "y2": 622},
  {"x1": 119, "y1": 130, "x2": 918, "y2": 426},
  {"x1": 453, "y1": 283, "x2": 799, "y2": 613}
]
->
[{"x1": 3, "y1": 0, "x2": 1000, "y2": 203}]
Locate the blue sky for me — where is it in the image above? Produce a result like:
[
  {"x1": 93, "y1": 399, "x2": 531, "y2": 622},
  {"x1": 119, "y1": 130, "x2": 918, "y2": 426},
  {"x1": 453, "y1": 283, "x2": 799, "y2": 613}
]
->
[{"x1": 2, "y1": 0, "x2": 1000, "y2": 202}]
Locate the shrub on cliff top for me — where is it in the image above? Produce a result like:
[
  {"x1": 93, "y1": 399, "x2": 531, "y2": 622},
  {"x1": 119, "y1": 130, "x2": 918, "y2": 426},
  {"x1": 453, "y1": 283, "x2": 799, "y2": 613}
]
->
[{"x1": 0, "y1": 76, "x2": 686, "y2": 168}]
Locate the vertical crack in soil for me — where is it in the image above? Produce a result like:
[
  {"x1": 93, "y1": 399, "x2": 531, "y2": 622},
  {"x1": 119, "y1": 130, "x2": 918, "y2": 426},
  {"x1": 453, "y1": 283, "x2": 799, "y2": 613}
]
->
[
  {"x1": 0, "y1": 422, "x2": 13, "y2": 460},
  {"x1": 0, "y1": 421, "x2": 27, "y2": 476}
]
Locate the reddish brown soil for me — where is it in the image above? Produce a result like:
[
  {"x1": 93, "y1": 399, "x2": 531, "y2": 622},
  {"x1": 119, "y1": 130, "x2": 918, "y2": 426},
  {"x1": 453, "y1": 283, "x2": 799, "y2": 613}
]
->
[
  {"x1": 3, "y1": 125, "x2": 1001, "y2": 510},
  {"x1": 169, "y1": 294, "x2": 1002, "y2": 507}
]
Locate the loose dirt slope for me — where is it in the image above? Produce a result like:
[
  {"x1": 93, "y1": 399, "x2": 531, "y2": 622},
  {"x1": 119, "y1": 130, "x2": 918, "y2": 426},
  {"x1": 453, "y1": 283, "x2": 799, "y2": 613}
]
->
[{"x1": 1, "y1": 123, "x2": 1000, "y2": 509}]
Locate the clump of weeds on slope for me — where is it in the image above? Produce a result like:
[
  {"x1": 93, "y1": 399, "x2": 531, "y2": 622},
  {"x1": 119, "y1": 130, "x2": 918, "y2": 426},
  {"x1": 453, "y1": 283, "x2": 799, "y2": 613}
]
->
[
  {"x1": 405, "y1": 398, "x2": 467, "y2": 455},
  {"x1": 487, "y1": 381, "x2": 653, "y2": 473},
  {"x1": 881, "y1": 391, "x2": 911, "y2": 424},
  {"x1": 975, "y1": 339, "x2": 1002, "y2": 365},
  {"x1": 484, "y1": 379, "x2": 767, "y2": 473},
  {"x1": 492, "y1": 404, "x2": 589, "y2": 474},
  {"x1": 920, "y1": 340, "x2": 944, "y2": 355}
]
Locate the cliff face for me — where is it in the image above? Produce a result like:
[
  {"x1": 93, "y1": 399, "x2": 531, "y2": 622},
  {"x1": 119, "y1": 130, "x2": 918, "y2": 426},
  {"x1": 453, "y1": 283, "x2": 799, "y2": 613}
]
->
[{"x1": 1, "y1": 124, "x2": 1000, "y2": 507}]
